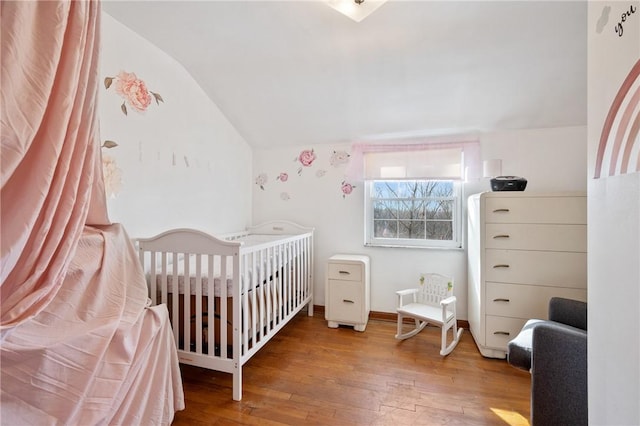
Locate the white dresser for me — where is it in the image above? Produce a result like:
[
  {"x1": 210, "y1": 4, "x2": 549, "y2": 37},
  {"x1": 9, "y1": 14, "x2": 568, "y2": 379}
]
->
[
  {"x1": 467, "y1": 192, "x2": 587, "y2": 358},
  {"x1": 325, "y1": 254, "x2": 371, "y2": 332}
]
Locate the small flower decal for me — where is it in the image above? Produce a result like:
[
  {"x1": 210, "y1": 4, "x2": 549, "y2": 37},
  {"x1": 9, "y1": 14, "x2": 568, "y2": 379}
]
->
[
  {"x1": 105, "y1": 71, "x2": 163, "y2": 116},
  {"x1": 315, "y1": 169, "x2": 327, "y2": 178},
  {"x1": 330, "y1": 150, "x2": 350, "y2": 167},
  {"x1": 295, "y1": 148, "x2": 316, "y2": 175},
  {"x1": 280, "y1": 192, "x2": 290, "y2": 201},
  {"x1": 255, "y1": 173, "x2": 268, "y2": 190},
  {"x1": 102, "y1": 155, "x2": 122, "y2": 198},
  {"x1": 341, "y1": 181, "x2": 356, "y2": 198},
  {"x1": 276, "y1": 172, "x2": 289, "y2": 182}
]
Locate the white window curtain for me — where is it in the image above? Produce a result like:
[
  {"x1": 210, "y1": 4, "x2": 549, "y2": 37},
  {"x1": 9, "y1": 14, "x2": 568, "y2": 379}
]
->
[{"x1": 346, "y1": 137, "x2": 481, "y2": 182}]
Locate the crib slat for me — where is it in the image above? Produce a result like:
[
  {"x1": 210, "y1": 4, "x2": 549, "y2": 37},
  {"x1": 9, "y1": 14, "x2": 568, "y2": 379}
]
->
[
  {"x1": 207, "y1": 254, "x2": 215, "y2": 357},
  {"x1": 220, "y1": 253, "x2": 228, "y2": 357},
  {"x1": 195, "y1": 254, "x2": 202, "y2": 354},
  {"x1": 241, "y1": 253, "x2": 249, "y2": 353},
  {"x1": 183, "y1": 253, "x2": 191, "y2": 353}
]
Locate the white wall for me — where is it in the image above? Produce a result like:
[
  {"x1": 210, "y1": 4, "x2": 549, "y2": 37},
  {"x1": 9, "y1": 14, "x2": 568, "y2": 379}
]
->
[
  {"x1": 252, "y1": 125, "x2": 587, "y2": 317},
  {"x1": 588, "y1": 2, "x2": 640, "y2": 424},
  {"x1": 99, "y1": 13, "x2": 252, "y2": 238}
]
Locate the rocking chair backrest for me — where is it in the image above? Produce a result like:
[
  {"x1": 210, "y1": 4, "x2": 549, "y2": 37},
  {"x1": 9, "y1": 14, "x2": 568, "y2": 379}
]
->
[{"x1": 418, "y1": 273, "x2": 454, "y2": 306}]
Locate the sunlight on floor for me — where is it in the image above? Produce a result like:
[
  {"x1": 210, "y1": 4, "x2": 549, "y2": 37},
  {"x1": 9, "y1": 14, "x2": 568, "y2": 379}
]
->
[{"x1": 491, "y1": 407, "x2": 530, "y2": 426}]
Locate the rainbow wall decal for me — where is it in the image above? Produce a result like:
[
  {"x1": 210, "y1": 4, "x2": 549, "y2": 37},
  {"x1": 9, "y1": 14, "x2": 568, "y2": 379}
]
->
[{"x1": 594, "y1": 58, "x2": 640, "y2": 178}]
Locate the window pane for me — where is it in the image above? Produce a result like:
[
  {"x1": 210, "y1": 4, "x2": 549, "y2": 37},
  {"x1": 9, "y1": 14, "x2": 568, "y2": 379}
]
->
[
  {"x1": 425, "y1": 221, "x2": 453, "y2": 240},
  {"x1": 373, "y1": 181, "x2": 399, "y2": 198},
  {"x1": 425, "y1": 200, "x2": 453, "y2": 220},
  {"x1": 374, "y1": 220, "x2": 397, "y2": 238},
  {"x1": 397, "y1": 220, "x2": 425, "y2": 239},
  {"x1": 373, "y1": 200, "x2": 399, "y2": 220}
]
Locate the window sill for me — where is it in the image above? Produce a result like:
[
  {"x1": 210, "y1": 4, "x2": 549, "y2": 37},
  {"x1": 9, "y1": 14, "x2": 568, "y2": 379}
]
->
[{"x1": 364, "y1": 243, "x2": 464, "y2": 251}]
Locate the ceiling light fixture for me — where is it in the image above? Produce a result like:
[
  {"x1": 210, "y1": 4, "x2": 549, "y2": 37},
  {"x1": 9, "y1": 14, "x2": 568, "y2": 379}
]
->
[{"x1": 326, "y1": 0, "x2": 388, "y2": 23}]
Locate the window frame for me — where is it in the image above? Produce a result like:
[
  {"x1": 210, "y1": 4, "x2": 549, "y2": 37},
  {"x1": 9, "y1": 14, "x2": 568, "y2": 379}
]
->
[{"x1": 364, "y1": 179, "x2": 463, "y2": 249}]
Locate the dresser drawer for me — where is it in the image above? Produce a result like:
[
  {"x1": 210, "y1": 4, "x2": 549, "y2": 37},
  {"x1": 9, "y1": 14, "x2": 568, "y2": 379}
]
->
[
  {"x1": 486, "y1": 282, "x2": 588, "y2": 319},
  {"x1": 328, "y1": 263, "x2": 362, "y2": 281},
  {"x1": 327, "y1": 280, "x2": 363, "y2": 323},
  {"x1": 485, "y1": 223, "x2": 586, "y2": 252},
  {"x1": 485, "y1": 249, "x2": 587, "y2": 288},
  {"x1": 485, "y1": 196, "x2": 586, "y2": 224},
  {"x1": 485, "y1": 316, "x2": 528, "y2": 350}
]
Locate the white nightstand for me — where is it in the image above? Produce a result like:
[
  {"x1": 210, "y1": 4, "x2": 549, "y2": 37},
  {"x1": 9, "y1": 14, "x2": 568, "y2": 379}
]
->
[{"x1": 325, "y1": 254, "x2": 370, "y2": 332}]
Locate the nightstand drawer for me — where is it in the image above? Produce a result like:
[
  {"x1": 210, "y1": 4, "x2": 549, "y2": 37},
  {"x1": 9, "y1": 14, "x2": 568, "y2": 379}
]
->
[
  {"x1": 328, "y1": 263, "x2": 362, "y2": 281},
  {"x1": 327, "y1": 280, "x2": 363, "y2": 323}
]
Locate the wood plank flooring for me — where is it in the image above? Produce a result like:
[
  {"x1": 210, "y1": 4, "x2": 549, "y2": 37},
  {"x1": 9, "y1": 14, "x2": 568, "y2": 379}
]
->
[{"x1": 172, "y1": 313, "x2": 531, "y2": 425}]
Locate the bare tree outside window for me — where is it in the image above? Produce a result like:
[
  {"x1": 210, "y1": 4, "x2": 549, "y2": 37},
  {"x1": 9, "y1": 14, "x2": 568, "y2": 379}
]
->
[{"x1": 371, "y1": 180, "x2": 455, "y2": 242}]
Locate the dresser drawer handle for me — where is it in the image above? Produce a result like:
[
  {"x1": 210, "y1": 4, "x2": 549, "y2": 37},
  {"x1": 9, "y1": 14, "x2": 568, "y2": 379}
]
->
[
  {"x1": 492, "y1": 234, "x2": 510, "y2": 239},
  {"x1": 338, "y1": 270, "x2": 351, "y2": 275},
  {"x1": 493, "y1": 331, "x2": 510, "y2": 336},
  {"x1": 492, "y1": 208, "x2": 510, "y2": 213},
  {"x1": 342, "y1": 299, "x2": 355, "y2": 304},
  {"x1": 492, "y1": 264, "x2": 510, "y2": 268},
  {"x1": 493, "y1": 298, "x2": 510, "y2": 303}
]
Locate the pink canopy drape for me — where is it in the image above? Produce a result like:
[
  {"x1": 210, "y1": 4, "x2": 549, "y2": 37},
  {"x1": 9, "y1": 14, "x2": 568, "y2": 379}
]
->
[
  {"x1": 1, "y1": 1, "x2": 184, "y2": 423},
  {"x1": 1, "y1": 0, "x2": 109, "y2": 330}
]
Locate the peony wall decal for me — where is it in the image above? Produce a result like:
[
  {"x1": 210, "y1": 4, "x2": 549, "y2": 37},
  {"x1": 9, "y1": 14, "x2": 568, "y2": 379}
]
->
[
  {"x1": 255, "y1": 173, "x2": 268, "y2": 190},
  {"x1": 105, "y1": 71, "x2": 163, "y2": 115},
  {"x1": 341, "y1": 181, "x2": 356, "y2": 198},
  {"x1": 330, "y1": 150, "x2": 350, "y2": 167},
  {"x1": 295, "y1": 149, "x2": 316, "y2": 175}
]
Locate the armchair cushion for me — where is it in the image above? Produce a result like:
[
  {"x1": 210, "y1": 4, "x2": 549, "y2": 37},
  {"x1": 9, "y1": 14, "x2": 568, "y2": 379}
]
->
[{"x1": 506, "y1": 319, "x2": 543, "y2": 371}]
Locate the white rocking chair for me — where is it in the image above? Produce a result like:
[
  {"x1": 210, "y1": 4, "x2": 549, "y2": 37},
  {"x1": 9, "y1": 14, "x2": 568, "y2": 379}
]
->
[{"x1": 395, "y1": 273, "x2": 463, "y2": 356}]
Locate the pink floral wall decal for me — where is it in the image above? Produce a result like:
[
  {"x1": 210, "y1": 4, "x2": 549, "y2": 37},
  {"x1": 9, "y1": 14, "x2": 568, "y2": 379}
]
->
[
  {"x1": 102, "y1": 155, "x2": 122, "y2": 198},
  {"x1": 276, "y1": 172, "x2": 289, "y2": 182},
  {"x1": 341, "y1": 181, "x2": 356, "y2": 198},
  {"x1": 255, "y1": 173, "x2": 268, "y2": 190},
  {"x1": 295, "y1": 148, "x2": 316, "y2": 175},
  {"x1": 330, "y1": 150, "x2": 350, "y2": 167},
  {"x1": 104, "y1": 71, "x2": 163, "y2": 115}
]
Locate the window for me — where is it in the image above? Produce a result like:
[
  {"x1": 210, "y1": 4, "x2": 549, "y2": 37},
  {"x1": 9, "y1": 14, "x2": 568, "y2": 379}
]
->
[
  {"x1": 351, "y1": 138, "x2": 478, "y2": 249},
  {"x1": 365, "y1": 180, "x2": 462, "y2": 248}
]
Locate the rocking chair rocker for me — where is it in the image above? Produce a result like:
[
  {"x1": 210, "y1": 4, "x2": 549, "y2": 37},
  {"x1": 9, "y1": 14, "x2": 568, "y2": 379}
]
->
[{"x1": 395, "y1": 273, "x2": 463, "y2": 356}]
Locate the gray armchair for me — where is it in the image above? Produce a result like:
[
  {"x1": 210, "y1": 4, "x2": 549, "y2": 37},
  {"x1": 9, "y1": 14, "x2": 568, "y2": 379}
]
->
[{"x1": 507, "y1": 297, "x2": 587, "y2": 426}]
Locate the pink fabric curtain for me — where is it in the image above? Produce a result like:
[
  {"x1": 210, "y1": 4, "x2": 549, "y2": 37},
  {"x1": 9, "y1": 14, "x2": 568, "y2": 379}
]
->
[
  {"x1": 1, "y1": 0, "x2": 109, "y2": 331},
  {"x1": 1, "y1": 2, "x2": 184, "y2": 423}
]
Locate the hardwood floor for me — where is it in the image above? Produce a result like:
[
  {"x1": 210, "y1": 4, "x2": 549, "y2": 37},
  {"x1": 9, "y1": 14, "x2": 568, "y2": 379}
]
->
[{"x1": 172, "y1": 313, "x2": 531, "y2": 425}]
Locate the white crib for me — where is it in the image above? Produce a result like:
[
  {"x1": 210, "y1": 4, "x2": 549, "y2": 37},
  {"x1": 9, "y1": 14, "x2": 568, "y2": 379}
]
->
[{"x1": 136, "y1": 221, "x2": 314, "y2": 401}]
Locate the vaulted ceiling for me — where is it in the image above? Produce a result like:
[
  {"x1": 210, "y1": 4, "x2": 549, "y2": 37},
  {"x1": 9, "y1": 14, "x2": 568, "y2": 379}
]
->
[{"x1": 102, "y1": 1, "x2": 587, "y2": 149}]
